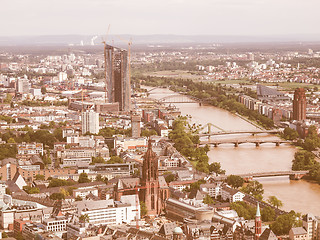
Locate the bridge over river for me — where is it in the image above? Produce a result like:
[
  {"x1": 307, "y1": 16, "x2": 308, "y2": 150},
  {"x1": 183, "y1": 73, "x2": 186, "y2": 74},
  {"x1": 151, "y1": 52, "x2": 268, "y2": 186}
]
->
[
  {"x1": 213, "y1": 170, "x2": 309, "y2": 181},
  {"x1": 198, "y1": 129, "x2": 280, "y2": 139},
  {"x1": 200, "y1": 139, "x2": 290, "y2": 147}
]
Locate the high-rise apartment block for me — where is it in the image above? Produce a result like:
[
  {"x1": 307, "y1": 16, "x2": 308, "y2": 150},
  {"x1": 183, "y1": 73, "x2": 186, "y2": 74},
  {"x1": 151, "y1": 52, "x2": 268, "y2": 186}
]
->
[
  {"x1": 131, "y1": 113, "x2": 141, "y2": 138},
  {"x1": 293, "y1": 88, "x2": 306, "y2": 121},
  {"x1": 81, "y1": 110, "x2": 99, "y2": 135},
  {"x1": 16, "y1": 78, "x2": 29, "y2": 94},
  {"x1": 105, "y1": 45, "x2": 130, "y2": 112}
]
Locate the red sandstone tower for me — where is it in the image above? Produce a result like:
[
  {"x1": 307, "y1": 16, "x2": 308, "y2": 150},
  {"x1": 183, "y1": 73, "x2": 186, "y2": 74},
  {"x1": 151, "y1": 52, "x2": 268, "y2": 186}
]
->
[
  {"x1": 140, "y1": 140, "x2": 160, "y2": 216},
  {"x1": 255, "y1": 203, "x2": 262, "y2": 240},
  {"x1": 293, "y1": 88, "x2": 306, "y2": 121}
]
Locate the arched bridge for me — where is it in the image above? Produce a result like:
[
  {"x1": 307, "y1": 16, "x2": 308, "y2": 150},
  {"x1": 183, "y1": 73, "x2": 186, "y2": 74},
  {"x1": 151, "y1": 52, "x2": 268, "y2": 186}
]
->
[
  {"x1": 158, "y1": 94, "x2": 201, "y2": 104},
  {"x1": 198, "y1": 130, "x2": 280, "y2": 138},
  {"x1": 200, "y1": 139, "x2": 290, "y2": 147},
  {"x1": 214, "y1": 171, "x2": 309, "y2": 181}
]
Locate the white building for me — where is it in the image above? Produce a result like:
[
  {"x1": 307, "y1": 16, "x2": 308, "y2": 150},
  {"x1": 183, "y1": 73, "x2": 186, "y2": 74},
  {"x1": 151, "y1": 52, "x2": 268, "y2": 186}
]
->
[
  {"x1": 17, "y1": 142, "x2": 43, "y2": 155},
  {"x1": 81, "y1": 110, "x2": 99, "y2": 135},
  {"x1": 43, "y1": 216, "x2": 67, "y2": 232},
  {"x1": 16, "y1": 78, "x2": 29, "y2": 94},
  {"x1": 74, "y1": 195, "x2": 139, "y2": 226},
  {"x1": 200, "y1": 182, "x2": 223, "y2": 199},
  {"x1": 221, "y1": 185, "x2": 245, "y2": 202}
]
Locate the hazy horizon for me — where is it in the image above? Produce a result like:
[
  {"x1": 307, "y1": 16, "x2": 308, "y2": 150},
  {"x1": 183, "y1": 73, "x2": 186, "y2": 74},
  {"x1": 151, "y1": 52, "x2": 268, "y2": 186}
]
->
[{"x1": 1, "y1": 0, "x2": 320, "y2": 37}]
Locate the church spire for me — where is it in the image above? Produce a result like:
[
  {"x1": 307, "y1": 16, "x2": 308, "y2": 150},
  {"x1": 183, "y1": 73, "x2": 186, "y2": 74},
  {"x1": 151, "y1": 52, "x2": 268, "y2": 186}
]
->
[
  {"x1": 256, "y1": 202, "x2": 261, "y2": 217},
  {"x1": 255, "y1": 202, "x2": 262, "y2": 240}
]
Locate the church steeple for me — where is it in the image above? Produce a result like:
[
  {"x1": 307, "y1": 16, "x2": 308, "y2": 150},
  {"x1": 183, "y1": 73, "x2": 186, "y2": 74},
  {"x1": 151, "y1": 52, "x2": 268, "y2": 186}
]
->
[
  {"x1": 140, "y1": 139, "x2": 160, "y2": 216},
  {"x1": 255, "y1": 203, "x2": 262, "y2": 240},
  {"x1": 142, "y1": 139, "x2": 158, "y2": 182}
]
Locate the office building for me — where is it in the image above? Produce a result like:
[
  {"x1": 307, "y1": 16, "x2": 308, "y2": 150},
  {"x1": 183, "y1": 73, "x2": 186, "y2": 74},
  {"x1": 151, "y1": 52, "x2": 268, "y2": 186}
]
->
[
  {"x1": 293, "y1": 88, "x2": 307, "y2": 121},
  {"x1": 81, "y1": 110, "x2": 99, "y2": 135},
  {"x1": 105, "y1": 45, "x2": 130, "y2": 112}
]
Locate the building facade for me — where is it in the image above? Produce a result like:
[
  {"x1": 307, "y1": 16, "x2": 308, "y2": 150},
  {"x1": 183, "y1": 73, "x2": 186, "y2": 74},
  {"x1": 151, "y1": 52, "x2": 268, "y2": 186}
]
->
[
  {"x1": 81, "y1": 110, "x2": 99, "y2": 135},
  {"x1": 293, "y1": 88, "x2": 307, "y2": 121}
]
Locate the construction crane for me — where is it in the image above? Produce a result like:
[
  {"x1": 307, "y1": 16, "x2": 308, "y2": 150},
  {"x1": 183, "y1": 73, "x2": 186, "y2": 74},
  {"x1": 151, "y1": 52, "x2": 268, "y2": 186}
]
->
[{"x1": 102, "y1": 24, "x2": 111, "y2": 103}]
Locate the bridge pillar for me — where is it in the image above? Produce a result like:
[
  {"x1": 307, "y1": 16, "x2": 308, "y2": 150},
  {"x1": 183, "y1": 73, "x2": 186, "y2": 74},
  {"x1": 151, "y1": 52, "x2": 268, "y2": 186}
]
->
[
  {"x1": 255, "y1": 142, "x2": 260, "y2": 147},
  {"x1": 275, "y1": 142, "x2": 280, "y2": 146},
  {"x1": 234, "y1": 142, "x2": 239, "y2": 147},
  {"x1": 214, "y1": 143, "x2": 218, "y2": 147}
]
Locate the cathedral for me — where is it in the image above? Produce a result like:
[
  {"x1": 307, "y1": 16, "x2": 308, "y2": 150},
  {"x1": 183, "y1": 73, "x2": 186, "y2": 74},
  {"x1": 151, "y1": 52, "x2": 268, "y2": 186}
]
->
[{"x1": 114, "y1": 140, "x2": 169, "y2": 216}]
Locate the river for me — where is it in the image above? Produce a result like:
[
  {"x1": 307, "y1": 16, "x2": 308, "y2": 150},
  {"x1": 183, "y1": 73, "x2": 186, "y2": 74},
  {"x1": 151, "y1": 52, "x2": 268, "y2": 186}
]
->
[{"x1": 146, "y1": 86, "x2": 320, "y2": 215}]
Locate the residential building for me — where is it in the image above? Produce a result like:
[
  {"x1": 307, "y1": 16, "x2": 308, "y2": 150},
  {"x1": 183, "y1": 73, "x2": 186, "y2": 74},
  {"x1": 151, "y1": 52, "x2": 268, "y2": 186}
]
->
[
  {"x1": 82, "y1": 110, "x2": 99, "y2": 135},
  {"x1": 289, "y1": 227, "x2": 308, "y2": 240},
  {"x1": 17, "y1": 142, "x2": 44, "y2": 155}
]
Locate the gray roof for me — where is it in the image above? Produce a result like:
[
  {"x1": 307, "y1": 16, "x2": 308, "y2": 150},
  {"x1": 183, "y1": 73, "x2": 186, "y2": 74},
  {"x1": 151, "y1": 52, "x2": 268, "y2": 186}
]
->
[
  {"x1": 257, "y1": 85, "x2": 284, "y2": 97},
  {"x1": 291, "y1": 227, "x2": 307, "y2": 235},
  {"x1": 260, "y1": 228, "x2": 278, "y2": 240},
  {"x1": 158, "y1": 222, "x2": 177, "y2": 236}
]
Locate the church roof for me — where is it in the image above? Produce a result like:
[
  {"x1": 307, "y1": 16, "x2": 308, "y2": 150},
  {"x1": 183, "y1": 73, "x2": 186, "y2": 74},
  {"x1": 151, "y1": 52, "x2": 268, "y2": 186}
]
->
[
  {"x1": 158, "y1": 222, "x2": 177, "y2": 236},
  {"x1": 259, "y1": 228, "x2": 278, "y2": 240},
  {"x1": 116, "y1": 177, "x2": 140, "y2": 190},
  {"x1": 158, "y1": 176, "x2": 168, "y2": 189}
]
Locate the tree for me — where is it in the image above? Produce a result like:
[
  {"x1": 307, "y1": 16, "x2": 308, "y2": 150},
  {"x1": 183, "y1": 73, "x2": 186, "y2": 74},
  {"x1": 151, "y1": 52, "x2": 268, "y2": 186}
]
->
[
  {"x1": 226, "y1": 175, "x2": 244, "y2": 188},
  {"x1": 78, "y1": 173, "x2": 91, "y2": 183},
  {"x1": 165, "y1": 174, "x2": 176, "y2": 183},
  {"x1": 49, "y1": 178, "x2": 75, "y2": 188},
  {"x1": 241, "y1": 181, "x2": 264, "y2": 198},
  {"x1": 140, "y1": 201, "x2": 148, "y2": 217},
  {"x1": 95, "y1": 174, "x2": 104, "y2": 182},
  {"x1": 203, "y1": 195, "x2": 215, "y2": 204},
  {"x1": 49, "y1": 192, "x2": 65, "y2": 200},
  {"x1": 60, "y1": 188, "x2": 70, "y2": 197},
  {"x1": 35, "y1": 174, "x2": 45, "y2": 180},
  {"x1": 23, "y1": 186, "x2": 40, "y2": 194},
  {"x1": 267, "y1": 196, "x2": 283, "y2": 209},
  {"x1": 209, "y1": 162, "x2": 226, "y2": 175},
  {"x1": 92, "y1": 156, "x2": 106, "y2": 164},
  {"x1": 271, "y1": 211, "x2": 302, "y2": 235},
  {"x1": 107, "y1": 156, "x2": 123, "y2": 164},
  {"x1": 282, "y1": 127, "x2": 299, "y2": 140},
  {"x1": 261, "y1": 206, "x2": 276, "y2": 222},
  {"x1": 7, "y1": 138, "x2": 16, "y2": 143},
  {"x1": 79, "y1": 214, "x2": 89, "y2": 223}
]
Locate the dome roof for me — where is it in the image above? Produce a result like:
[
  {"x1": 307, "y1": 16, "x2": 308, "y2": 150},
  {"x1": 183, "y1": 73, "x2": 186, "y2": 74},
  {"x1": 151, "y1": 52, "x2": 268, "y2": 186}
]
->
[{"x1": 173, "y1": 227, "x2": 183, "y2": 234}]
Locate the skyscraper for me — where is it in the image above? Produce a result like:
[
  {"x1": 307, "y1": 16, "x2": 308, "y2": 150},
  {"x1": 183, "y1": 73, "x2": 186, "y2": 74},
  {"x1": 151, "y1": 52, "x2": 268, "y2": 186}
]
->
[
  {"x1": 104, "y1": 44, "x2": 130, "y2": 112},
  {"x1": 293, "y1": 88, "x2": 306, "y2": 121},
  {"x1": 82, "y1": 110, "x2": 99, "y2": 135}
]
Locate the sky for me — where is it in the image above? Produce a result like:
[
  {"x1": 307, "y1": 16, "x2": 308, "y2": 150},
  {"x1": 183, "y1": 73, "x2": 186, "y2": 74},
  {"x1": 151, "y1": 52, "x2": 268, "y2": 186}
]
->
[{"x1": 1, "y1": 0, "x2": 320, "y2": 36}]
